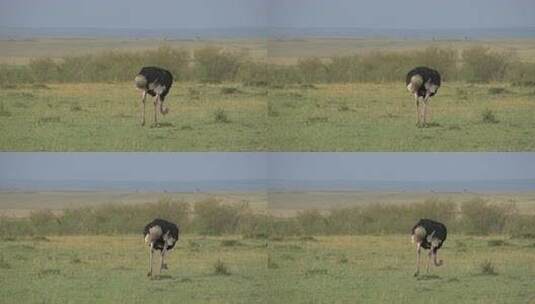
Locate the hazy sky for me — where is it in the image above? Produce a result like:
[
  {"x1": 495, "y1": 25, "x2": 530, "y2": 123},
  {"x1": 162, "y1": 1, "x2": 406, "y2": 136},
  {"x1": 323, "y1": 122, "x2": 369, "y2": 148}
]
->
[
  {"x1": 0, "y1": 0, "x2": 267, "y2": 28},
  {"x1": 1, "y1": 153, "x2": 534, "y2": 182},
  {"x1": 270, "y1": 0, "x2": 535, "y2": 29},
  {"x1": 1, "y1": 0, "x2": 534, "y2": 29}
]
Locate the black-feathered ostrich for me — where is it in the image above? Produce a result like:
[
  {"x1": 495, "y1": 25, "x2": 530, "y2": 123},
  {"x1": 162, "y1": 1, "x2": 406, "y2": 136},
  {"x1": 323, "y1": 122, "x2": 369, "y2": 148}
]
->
[
  {"x1": 406, "y1": 67, "x2": 441, "y2": 128},
  {"x1": 411, "y1": 218, "x2": 447, "y2": 277},
  {"x1": 144, "y1": 218, "x2": 180, "y2": 277},
  {"x1": 135, "y1": 67, "x2": 173, "y2": 127}
]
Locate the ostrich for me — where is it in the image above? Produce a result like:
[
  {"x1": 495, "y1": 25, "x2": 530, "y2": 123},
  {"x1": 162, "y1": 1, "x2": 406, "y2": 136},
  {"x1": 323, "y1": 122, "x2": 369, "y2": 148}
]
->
[
  {"x1": 411, "y1": 218, "x2": 447, "y2": 277},
  {"x1": 135, "y1": 66, "x2": 173, "y2": 127},
  {"x1": 406, "y1": 67, "x2": 441, "y2": 128},
  {"x1": 144, "y1": 218, "x2": 180, "y2": 277}
]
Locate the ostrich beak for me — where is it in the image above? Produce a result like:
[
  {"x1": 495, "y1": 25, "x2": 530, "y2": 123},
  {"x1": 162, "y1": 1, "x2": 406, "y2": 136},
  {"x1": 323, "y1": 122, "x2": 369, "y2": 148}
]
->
[{"x1": 433, "y1": 252, "x2": 443, "y2": 266}]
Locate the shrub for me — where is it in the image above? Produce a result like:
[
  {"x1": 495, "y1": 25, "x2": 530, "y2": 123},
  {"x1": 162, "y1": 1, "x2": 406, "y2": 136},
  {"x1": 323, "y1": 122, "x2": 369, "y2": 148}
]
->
[
  {"x1": 460, "y1": 198, "x2": 516, "y2": 235},
  {"x1": 237, "y1": 61, "x2": 270, "y2": 86},
  {"x1": 409, "y1": 198, "x2": 457, "y2": 228},
  {"x1": 238, "y1": 213, "x2": 273, "y2": 239},
  {"x1": 0, "y1": 64, "x2": 34, "y2": 85},
  {"x1": 295, "y1": 209, "x2": 327, "y2": 235},
  {"x1": 194, "y1": 47, "x2": 242, "y2": 83},
  {"x1": 221, "y1": 87, "x2": 240, "y2": 94},
  {"x1": 29, "y1": 58, "x2": 59, "y2": 82},
  {"x1": 193, "y1": 199, "x2": 246, "y2": 235},
  {"x1": 506, "y1": 62, "x2": 535, "y2": 86},
  {"x1": 481, "y1": 109, "x2": 499, "y2": 124},
  {"x1": 297, "y1": 57, "x2": 327, "y2": 83},
  {"x1": 214, "y1": 108, "x2": 230, "y2": 123},
  {"x1": 505, "y1": 214, "x2": 535, "y2": 238},
  {"x1": 326, "y1": 55, "x2": 360, "y2": 83},
  {"x1": 213, "y1": 259, "x2": 231, "y2": 275},
  {"x1": 488, "y1": 87, "x2": 508, "y2": 95},
  {"x1": 414, "y1": 47, "x2": 458, "y2": 81},
  {"x1": 478, "y1": 260, "x2": 497, "y2": 275},
  {"x1": 461, "y1": 47, "x2": 511, "y2": 82},
  {"x1": 60, "y1": 198, "x2": 190, "y2": 235}
]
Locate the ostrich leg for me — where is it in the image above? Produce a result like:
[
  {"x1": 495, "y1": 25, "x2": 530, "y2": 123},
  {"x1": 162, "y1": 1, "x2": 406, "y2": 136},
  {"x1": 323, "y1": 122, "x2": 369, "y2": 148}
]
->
[
  {"x1": 147, "y1": 243, "x2": 154, "y2": 277},
  {"x1": 160, "y1": 244, "x2": 168, "y2": 271},
  {"x1": 140, "y1": 91, "x2": 147, "y2": 126},
  {"x1": 426, "y1": 250, "x2": 432, "y2": 273},
  {"x1": 416, "y1": 96, "x2": 425, "y2": 128},
  {"x1": 153, "y1": 95, "x2": 160, "y2": 127},
  {"x1": 423, "y1": 93, "x2": 431, "y2": 127},
  {"x1": 414, "y1": 243, "x2": 421, "y2": 276}
]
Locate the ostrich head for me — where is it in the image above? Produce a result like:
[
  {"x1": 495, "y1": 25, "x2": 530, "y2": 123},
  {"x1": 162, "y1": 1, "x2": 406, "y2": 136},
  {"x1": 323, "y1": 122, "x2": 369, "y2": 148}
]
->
[
  {"x1": 407, "y1": 75, "x2": 423, "y2": 93},
  {"x1": 135, "y1": 75, "x2": 147, "y2": 90},
  {"x1": 144, "y1": 225, "x2": 162, "y2": 245},
  {"x1": 160, "y1": 104, "x2": 169, "y2": 115},
  {"x1": 411, "y1": 226, "x2": 426, "y2": 243}
]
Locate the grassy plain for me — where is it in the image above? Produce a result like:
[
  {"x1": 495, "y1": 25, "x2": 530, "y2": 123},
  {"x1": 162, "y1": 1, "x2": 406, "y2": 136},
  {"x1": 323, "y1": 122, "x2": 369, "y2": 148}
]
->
[
  {"x1": 267, "y1": 82, "x2": 535, "y2": 151},
  {"x1": 1, "y1": 81, "x2": 534, "y2": 151},
  {"x1": 0, "y1": 82, "x2": 268, "y2": 151},
  {"x1": 0, "y1": 234, "x2": 534, "y2": 304},
  {"x1": 1, "y1": 37, "x2": 535, "y2": 151},
  {"x1": 1, "y1": 191, "x2": 535, "y2": 303}
]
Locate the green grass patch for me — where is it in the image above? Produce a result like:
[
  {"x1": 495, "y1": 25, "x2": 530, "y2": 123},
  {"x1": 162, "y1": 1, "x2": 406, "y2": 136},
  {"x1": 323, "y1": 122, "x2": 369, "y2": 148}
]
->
[
  {"x1": 0, "y1": 82, "x2": 534, "y2": 151},
  {"x1": 0, "y1": 235, "x2": 533, "y2": 303}
]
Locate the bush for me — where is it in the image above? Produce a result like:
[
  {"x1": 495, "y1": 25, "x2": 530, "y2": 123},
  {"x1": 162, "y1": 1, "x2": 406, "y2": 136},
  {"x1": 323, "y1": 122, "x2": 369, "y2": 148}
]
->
[
  {"x1": 194, "y1": 47, "x2": 242, "y2": 83},
  {"x1": 326, "y1": 55, "x2": 360, "y2": 83},
  {"x1": 506, "y1": 62, "x2": 535, "y2": 86},
  {"x1": 478, "y1": 260, "x2": 498, "y2": 275},
  {"x1": 29, "y1": 210, "x2": 60, "y2": 234},
  {"x1": 295, "y1": 209, "x2": 327, "y2": 235},
  {"x1": 237, "y1": 62, "x2": 270, "y2": 86},
  {"x1": 238, "y1": 213, "x2": 273, "y2": 239},
  {"x1": 0, "y1": 197, "x2": 524, "y2": 237},
  {"x1": 414, "y1": 47, "x2": 458, "y2": 81},
  {"x1": 481, "y1": 109, "x2": 499, "y2": 124},
  {"x1": 60, "y1": 198, "x2": 190, "y2": 235},
  {"x1": 214, "y1": 108, "x2": 230, "y2": 123},
  {"x1": 29, "y1": 58, "x2": 59, "y2": 82},
  {"x1": 193, "y1": 199, "x2": 246, "y2": 235},
  {"x1": 3, "y1": 45, "x2": 533, "y2": 85},
  {"x1": 461, "y1": 47, "x2": 511, "y2": 82},
  {"x1": 213, "y1": 259, "x2": 231, "y2": 275},
  {"x1": 0, "y1": 64, "x2": 34, "y2": 85},
  {"x1": 459, "y1": 198, "x2": 515, "y2": 235},
  {"x1": 505, "y1": 214, "x2": 535, "y2": 238},
  {"x1": 297, "y1": 57, "x2": 327, "y2": 83}
]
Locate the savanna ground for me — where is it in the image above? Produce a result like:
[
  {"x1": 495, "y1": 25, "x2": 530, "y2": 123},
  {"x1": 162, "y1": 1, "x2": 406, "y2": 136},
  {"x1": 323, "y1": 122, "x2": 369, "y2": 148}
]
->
[
  {"x1": 1, "y1": 234, "x2": 534, "y2": 304},
  {"x1": 0, "y1": 83, "x2": 268, "y2": 151},
  {"x1": 1, "y1": 80, "x2": 534, "y2": 151},
  {"x1": 1, "y1": 191, "x2": 535, "y2": 303},
  {"x1": 1, "y1": 38, "x2": 535, "y2": 151}
]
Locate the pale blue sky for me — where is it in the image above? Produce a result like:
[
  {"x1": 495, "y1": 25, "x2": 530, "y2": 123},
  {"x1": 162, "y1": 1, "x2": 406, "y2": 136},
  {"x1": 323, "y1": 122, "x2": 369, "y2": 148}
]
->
[
  {"x1": 0, "y1": 0, "x2": 534, "y2": 29},
  {"x1": 1, "y1": 153, "x2": 534, "y2": 182},
  {"x1": 0, "y1": 0, "x2": 267, "y2": 28},
  {"x1": 269, "y1": 0, "x2": 535, "y2": 29}
]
